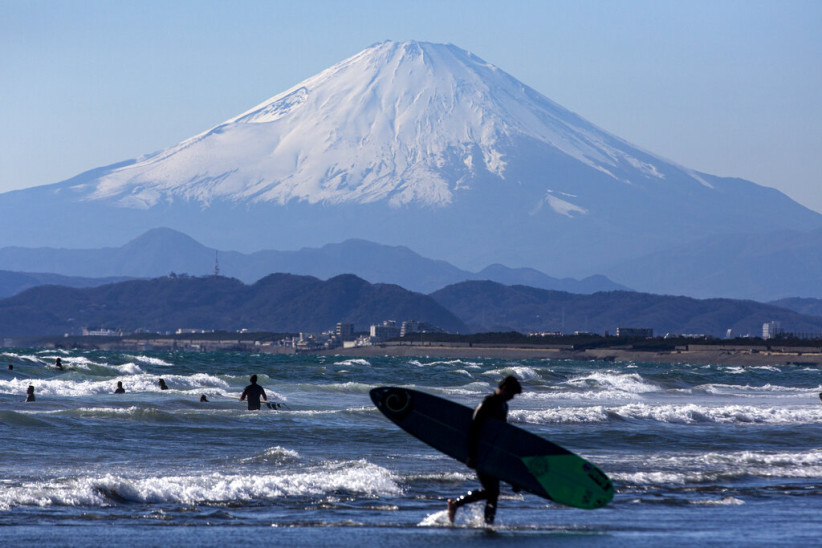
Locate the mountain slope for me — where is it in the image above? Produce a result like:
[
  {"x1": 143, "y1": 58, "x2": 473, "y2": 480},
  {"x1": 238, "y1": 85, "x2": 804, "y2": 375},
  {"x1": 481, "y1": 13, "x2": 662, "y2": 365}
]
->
[
  {"x1": 1, "y1": 41, "x2": 819, "y2": 279},
  {"x1": 604, "y1": 228, "x2": 822, "y2": 301}
]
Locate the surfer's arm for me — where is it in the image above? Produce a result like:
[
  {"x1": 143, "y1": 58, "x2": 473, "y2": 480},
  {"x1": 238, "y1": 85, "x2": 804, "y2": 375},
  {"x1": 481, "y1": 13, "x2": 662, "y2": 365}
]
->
[
  {"x1": 239, "y1": 388, "x2": 247, "y2": 401},
  {"x1": 261, "y1": 388, "x2": 267, "y2": 402},
  {"x1": 466, "y1": 402, "x2": 491, "y2": 467}
]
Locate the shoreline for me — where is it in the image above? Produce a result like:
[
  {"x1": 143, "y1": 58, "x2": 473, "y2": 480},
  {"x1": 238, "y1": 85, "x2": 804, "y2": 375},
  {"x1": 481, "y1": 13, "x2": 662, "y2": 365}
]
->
[
  {"x1": 316, "y1": 342, "x2": 822, "y2": 367},
  {"x1": 26, "y1": 336, "x2": 822, "y2": 367}
]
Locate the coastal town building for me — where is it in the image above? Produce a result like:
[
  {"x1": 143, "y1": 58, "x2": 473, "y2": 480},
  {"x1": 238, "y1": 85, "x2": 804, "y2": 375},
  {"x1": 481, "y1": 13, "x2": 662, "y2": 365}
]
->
[
  {"x1": 762, "y1": 321, "x2": 782, "y2": 340},
  {"x1": 336, "y1": 322, "x2": 355, "y2": 341},
  {"x1": 370, "y1": 321, "x2": 401, "y2": 342},
  {"x1": 616, "y1": 327, "x2": 654, "y2": 338}
]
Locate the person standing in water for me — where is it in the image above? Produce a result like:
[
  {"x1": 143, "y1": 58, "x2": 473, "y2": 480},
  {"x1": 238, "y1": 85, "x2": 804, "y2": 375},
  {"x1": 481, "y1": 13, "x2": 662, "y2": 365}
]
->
[
  {"x1": 239, "y1": 374, "x2": 267, "y2": 410},
  {"x1": 114, "y1": 381, "x2": 125, "y2": 394},
  {"x1": 447, "y1": 375, "x2": 522, "y2": 525},
  {"x1": 55, "y1": 358, "x2": 63, "y2": 370},
  {"x1": 25, "y1": 385, "x2": 35, "y2": 402},
  {"x1": 158, "y1": 378, "x2": 169, "y2": 390}
]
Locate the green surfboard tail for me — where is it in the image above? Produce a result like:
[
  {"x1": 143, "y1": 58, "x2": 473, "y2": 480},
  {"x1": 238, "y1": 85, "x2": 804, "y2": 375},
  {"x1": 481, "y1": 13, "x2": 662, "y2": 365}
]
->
[{"x1": 522, "y1": 454, "x2": 614, "y2": 509}]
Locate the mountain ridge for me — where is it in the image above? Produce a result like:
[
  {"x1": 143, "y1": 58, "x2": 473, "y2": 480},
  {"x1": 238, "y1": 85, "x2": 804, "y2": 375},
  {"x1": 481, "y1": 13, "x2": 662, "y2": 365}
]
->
[{"x1": 0, "y1": 227, "x2": 628, "y2": 295}]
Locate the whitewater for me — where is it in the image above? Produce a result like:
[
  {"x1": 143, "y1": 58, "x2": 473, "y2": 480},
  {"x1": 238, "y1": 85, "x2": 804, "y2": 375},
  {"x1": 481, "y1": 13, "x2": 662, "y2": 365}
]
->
[{"x1": 1, "y1": 349, "x2": 821, "y2": 546}]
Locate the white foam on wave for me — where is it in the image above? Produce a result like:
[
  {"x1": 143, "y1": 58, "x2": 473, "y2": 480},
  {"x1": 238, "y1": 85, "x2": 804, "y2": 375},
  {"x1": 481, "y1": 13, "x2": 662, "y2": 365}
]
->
[
  {"x1": 319, "y1": 381, "x2": 372, "y2": 394},
  {"x1": 524, "y1": 389, "x2": 642, "y2": 402},
  {"x1": 565, "y1": 371, "x2": 660, "y2": 394},
  {"x1": 509, "y1": 401, "x2": 822, "y2": 425},
  {"x1": 612, "y1": 449, "x2": 822, "y2": 485},
  {"x1": 484, "y1": 365, "x2": 539, "y2": 381},
  {"x1": 238, "y1": 445, "x2": 302, "y2": 464},
  {"x1": 698, "y1": 382, "x2": 819, "y2": 397},
  {"x1": 617, "y1": 471, "x2": 689, "y2": 485},
  {"x1": 334, "y1": 358, "x2": 371, "y2": 367},
  {"x1": 129, "y1": 355, "x2": 174, "y2": 367},
  {"x1": 0, "y1": 459, "x2": 400, "y2": 510},
  {"x1": 691, "y1": 496, "x2": 745, "y2": 506},
  {"x1": 0, "y1": 372, "x2": 230, "y2": 397},
  {"x1": 410, "y1": 359, "x2": 482, "y2": 368},
  {"x1": 615, "y1": 402, "x2": 822, "y2": 425},
  {"x1": 437, "y1": 381, "x2": 495, "y2": 397},
  {"x1": 511, "y1": 406, "x2": 608, "y2": 424},
  {"x1": 109, "y1": 363, "x2": 145, "y2": 375}
]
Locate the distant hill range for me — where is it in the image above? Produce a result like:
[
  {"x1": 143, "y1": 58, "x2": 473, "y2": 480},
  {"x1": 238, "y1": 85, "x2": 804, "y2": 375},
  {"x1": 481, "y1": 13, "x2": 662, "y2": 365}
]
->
[
  {"x1": 2, "y1": 226, "x2": 821, "y2": 302},
  {"x1": 0, "y1": 227, "x2": 627, "y2": 296},
  {"x1": 769, "y1": 297, "x2": 822, "y2": 319},
  {"x1": 0, "y1": 273, "x2": 467, "y2": 337},
  {"x1": 2, "y1": 274, "x2": 822, "y2": 339},
  {"x1": 431, "y1": 281, "x2": 822, "y2": 337},
  {"x1": 0, "y1": 271, "x2": 131, "y2": 299}
]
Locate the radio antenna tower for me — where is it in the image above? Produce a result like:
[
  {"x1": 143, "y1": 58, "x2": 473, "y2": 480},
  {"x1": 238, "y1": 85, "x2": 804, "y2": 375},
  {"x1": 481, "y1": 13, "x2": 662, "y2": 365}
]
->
[{"x1": 213, "y1": 250, "x2": 220, "y2": 277}]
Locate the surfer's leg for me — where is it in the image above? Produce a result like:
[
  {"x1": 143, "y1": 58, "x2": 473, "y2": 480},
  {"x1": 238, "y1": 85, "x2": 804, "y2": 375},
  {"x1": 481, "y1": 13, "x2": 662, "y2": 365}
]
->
[
  {"x1": 447, "y1": 488, "x2": 488, "y2": 523},
  {"x1": 478, "y1": 472, "x2": 500, "y2": 524}
]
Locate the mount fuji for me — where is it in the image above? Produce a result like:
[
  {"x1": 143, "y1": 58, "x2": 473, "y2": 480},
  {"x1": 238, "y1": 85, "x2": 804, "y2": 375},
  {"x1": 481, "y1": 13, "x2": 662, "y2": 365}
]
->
[{"x1": 2, "y1": 40, "x2": 820, "y2": 279}]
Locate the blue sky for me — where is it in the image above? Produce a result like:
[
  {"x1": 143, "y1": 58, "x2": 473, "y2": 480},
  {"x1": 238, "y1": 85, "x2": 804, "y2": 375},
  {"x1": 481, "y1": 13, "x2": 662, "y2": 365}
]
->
[{"x1": 3, "y1": 0, "x2": 821, "y2": 212}]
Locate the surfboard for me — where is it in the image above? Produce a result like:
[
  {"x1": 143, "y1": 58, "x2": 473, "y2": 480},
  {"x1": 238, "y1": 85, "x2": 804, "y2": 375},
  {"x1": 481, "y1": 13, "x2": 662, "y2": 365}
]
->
[{"x1": 370, "y1": 386, "x2": 614, "y2": 509}]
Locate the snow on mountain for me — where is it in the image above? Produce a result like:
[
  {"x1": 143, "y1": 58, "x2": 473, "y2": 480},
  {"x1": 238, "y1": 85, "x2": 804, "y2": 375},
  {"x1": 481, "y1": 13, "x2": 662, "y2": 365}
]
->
[
  {"x1": 84, "y1": 41, "x2": 692, "y2": 212},
  {"x1": 2, "y1": 40, "x2": 822, "y2": 286}
]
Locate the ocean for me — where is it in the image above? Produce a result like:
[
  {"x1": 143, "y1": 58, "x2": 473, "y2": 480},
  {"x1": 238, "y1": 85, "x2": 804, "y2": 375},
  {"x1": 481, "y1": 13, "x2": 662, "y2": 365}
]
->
[{"x1": 1, "y1": 349, "x2": 821, "y2": 546}]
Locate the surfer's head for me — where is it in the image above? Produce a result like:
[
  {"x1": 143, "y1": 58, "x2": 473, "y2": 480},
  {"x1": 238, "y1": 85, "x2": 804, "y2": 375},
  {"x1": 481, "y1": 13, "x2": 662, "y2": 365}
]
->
[
  {"x1": 498, "y1": 375, "x2": 522, "y2": 396},
  {"x1": 250, "y1": 374, "x2": 258, "y2": 384}
]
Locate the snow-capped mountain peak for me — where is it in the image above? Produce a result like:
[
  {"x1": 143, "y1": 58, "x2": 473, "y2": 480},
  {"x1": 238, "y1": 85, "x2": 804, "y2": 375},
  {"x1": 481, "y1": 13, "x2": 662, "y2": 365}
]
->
[{"x1": 86, "y1": 40, "x2": 676, "y2": 210}]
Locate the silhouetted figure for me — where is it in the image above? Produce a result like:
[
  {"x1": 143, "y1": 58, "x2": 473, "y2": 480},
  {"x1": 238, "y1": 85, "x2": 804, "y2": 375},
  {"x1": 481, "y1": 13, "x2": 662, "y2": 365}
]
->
[
  {"x1": 55, "y1": 358, "x2": 63, "y2": 370},
  {"x1": 200, "y1": 394, "x2": 209, "y2": 402},
  {"x1": 158, "y1": 378, "x2": 169, "y2": 390},
  {"x1": 25, "y1": 385, "x2": 35, "y2": 402},
  {"x1": 239, "y1": 374, "x2": 267, "y2": 410},
  {"x1": 114, "y1": 381, "x2": 125, "y2": 394},
  {"x1": 8, "y1": 364, "x2": 12, "y2": 370},
  {"x1": 447, "y1": 375, "x2": 522, "y2": 525}
]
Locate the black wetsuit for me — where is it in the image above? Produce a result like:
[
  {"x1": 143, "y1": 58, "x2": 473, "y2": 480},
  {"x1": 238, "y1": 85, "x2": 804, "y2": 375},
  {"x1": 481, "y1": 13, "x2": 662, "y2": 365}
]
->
[
  {"x1": 240, "y1": 382, "x2": 267, "y2": 410},
  {"x1": 451, "y1": 392, "x2": 509, "y2": 524}
]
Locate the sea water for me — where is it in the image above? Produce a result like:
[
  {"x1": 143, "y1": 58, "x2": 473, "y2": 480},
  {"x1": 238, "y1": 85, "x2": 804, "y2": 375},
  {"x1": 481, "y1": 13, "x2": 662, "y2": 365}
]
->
[{"x1": 1, "y1": 349, "x2": 821, "y2": 546}]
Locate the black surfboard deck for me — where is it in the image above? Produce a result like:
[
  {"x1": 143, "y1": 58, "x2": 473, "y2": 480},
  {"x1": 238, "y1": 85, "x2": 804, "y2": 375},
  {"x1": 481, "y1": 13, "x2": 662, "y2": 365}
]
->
[{"x1": 370, "y1": 386, "x2": 613, "y2": 509}]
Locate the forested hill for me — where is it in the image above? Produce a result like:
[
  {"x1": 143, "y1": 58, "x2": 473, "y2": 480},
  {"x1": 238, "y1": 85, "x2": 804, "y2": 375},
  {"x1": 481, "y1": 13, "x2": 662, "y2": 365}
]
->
[
  {"x1": 0, "y1": 273, "x2": 467, "y2": 337},
  {"x1": 3, "y1": 275, "x2": 822, "y2": 339}
]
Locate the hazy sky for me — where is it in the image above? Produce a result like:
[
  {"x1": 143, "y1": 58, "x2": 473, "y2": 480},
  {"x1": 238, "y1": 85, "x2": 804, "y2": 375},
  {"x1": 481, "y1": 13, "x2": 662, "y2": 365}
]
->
[{"x1": 3, "y1": 0, "x2": 821, "y2": 212}]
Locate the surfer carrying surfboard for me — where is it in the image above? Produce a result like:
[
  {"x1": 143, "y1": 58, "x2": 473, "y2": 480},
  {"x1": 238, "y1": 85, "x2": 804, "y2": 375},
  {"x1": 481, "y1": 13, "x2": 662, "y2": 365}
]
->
[{"x1": 447, "y1": 375, "x2": 522, "y2": 525}]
